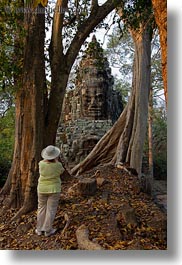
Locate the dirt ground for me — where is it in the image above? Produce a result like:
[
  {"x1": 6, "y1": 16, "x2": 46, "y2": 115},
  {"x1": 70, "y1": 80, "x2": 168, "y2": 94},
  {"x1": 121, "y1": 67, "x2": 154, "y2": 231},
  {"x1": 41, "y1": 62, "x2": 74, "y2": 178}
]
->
[{"x1": 0, "y1": 165, "x2": 167, "y2": 250}]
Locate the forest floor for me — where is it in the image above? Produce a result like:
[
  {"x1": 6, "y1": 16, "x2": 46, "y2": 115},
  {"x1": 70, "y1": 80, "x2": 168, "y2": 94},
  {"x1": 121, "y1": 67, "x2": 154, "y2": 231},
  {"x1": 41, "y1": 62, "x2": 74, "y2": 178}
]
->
[{"x1": 0, "y1": 165, "x2": 167, "y2": 250}]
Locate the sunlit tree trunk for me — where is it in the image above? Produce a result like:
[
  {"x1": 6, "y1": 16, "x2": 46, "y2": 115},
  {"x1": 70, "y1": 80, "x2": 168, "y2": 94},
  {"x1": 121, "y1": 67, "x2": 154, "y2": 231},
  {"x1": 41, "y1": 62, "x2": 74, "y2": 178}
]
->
[
  {"x1": 124, "y1": 26, "x2": 151, "y2": 176},
  {"x1": 1, "y1": 6, "x2": 47, "y2": 218},
  {"x1": 152, "y1": 0, "x2": 167, "y2": 106}
]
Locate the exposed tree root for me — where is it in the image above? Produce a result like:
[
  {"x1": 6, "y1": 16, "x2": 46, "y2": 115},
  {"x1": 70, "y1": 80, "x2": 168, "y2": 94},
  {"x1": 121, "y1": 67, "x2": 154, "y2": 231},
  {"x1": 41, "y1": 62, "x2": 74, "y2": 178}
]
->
[
  {"x1": 71, "y1": 106, "x2": 128, "y2": 176},
  {"x1": 76, "y1": 224, "x2": 103, "y2": 250},
  {"x1": 61, "y1": 213, "x2": 70, "y2": 237},
  {"x1": 11, "y1": 204, "x2": 35, "y2": 221}
]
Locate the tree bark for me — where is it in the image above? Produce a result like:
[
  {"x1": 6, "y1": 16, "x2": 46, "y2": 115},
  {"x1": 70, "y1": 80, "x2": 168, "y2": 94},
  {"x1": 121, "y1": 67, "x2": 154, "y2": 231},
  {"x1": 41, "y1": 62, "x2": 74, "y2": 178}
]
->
[
  {"x1": 152, "y1": 0, "x2": 167, "y2": 106},
  {"x1": 125, "y1": 26, "x2": 151, "y2": 176},
  {"x1": 78, "y1": 178, "x2": 97, "y2": 196}
]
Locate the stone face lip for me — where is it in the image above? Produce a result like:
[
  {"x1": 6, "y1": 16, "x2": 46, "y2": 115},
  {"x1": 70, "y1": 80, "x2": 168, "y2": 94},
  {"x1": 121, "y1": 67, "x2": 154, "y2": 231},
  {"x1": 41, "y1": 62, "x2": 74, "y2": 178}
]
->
[{"x1": 57, "y1": 36, "x2": 123, "y2": 166}]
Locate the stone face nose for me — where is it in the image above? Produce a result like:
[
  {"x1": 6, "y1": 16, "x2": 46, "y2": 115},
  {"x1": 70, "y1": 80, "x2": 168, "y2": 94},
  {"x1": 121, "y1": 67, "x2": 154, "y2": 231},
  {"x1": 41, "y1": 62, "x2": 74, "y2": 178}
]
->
[{"x1": 89, "y1": 97, "x2": 97, "y2": 109}]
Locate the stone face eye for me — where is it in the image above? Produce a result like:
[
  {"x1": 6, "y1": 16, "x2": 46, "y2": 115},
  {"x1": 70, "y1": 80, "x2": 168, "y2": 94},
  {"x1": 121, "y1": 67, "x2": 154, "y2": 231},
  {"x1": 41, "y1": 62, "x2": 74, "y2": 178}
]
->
[
  {"x1": 96, "y1": 93, "x2": 103, "y2": 99},
  {"x1": 83, "y1": 94, "x2": 91, "y2": 103}
]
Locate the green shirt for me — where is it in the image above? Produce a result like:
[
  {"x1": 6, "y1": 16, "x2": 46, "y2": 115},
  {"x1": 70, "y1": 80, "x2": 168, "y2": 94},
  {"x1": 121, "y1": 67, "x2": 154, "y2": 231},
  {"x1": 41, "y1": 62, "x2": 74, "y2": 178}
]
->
[{"x1": 38, "y1": 160, "x2": 64, "y2": 193}]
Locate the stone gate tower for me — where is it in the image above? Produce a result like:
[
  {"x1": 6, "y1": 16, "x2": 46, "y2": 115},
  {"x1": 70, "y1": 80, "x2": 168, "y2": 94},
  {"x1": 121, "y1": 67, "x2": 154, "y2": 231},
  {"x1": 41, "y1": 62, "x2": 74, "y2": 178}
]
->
[{"x1": 57, "y1": 36, "x2": 123, "y2": 166}]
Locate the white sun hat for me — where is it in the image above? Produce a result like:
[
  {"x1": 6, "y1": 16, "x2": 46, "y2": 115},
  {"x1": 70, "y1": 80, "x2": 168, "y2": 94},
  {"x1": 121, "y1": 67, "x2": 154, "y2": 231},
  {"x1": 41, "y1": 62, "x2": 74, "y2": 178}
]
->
[{"x1": 41, "y1": 145, "x2": 61, "y2": 160}]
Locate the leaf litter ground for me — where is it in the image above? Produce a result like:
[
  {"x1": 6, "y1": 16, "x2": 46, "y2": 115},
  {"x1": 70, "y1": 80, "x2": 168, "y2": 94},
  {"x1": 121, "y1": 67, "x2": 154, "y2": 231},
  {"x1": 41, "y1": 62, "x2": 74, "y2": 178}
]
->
[{"x1": 0, "y1": 165, "x2": 167, "y2": 250}]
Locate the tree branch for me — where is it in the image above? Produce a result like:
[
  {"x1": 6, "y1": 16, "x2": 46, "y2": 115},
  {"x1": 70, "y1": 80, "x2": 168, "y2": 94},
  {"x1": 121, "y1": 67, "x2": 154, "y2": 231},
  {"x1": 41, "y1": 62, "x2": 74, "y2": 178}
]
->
[
  {"x1": 49, "y1": 0, "x2": 68, "y2": 64},
  {"x1": 91, "y1": 0, "x2": 99, "y2": 12},
  {"x1": 66, "y1": 0, "x2": 122, "y2": 70}
]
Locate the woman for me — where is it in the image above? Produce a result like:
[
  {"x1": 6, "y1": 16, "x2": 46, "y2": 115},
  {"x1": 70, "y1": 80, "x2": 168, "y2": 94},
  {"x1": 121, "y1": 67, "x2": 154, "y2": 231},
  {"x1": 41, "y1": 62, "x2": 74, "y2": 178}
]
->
[{"x1": 36, "y1": 145, "x2": 64, "y2": 236}]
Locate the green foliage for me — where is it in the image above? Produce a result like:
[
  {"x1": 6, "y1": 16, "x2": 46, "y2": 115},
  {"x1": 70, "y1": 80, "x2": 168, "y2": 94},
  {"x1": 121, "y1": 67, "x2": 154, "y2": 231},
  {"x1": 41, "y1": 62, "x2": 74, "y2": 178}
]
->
[
  {"x1": 106, "y1": 28, "x2": 134, "y2": 76},
  {"x1": 0, "y1": 1, "x2": 22, "y2": 186},
  {"x1": 0, "y1": 2, "x2": 23, "y2": 187},
  {"x1": 105, "y1": 29, "x2": 134, "y2": 104},
  {"x1": 0, "y1": 158, "x2": 11, "y2": 187},
  {"x1": 144, "y1": 107, "x2": 167, "y2": 180},
  {"x1": 153, "y1": 154, "x2": 167, "y2": 180},
  {"x1": 151, "y1": 31, "x2": 164, "y2": 106},
  {"x1": 120, "y1": 0, "x2": 154, "y2": 31},
  {"x1": 0, "y1": 107, "x2": 15, "y2": 187},
  {"x1": 112, "y1": 78, "x2": 131, "y2": 107},
  {"x1": 0, "y1": 0, "x2": 24, "y2": 94},
  {"x1": 152, "y1": 107, "x2": 167, "y2": 157}
]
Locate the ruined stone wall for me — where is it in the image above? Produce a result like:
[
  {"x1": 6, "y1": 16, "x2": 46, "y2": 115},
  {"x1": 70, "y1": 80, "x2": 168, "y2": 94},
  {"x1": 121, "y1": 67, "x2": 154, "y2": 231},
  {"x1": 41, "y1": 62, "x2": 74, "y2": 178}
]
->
[{"x1": 57, "y1": 119, "x2": 112, "y2": 166}]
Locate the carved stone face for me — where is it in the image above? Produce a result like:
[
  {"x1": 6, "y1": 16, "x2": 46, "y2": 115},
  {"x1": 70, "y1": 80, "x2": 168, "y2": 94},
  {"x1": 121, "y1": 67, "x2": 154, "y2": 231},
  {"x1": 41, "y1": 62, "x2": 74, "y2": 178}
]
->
[{"x1": 81, "y1": 84, "x2": 106, "y2": 119}]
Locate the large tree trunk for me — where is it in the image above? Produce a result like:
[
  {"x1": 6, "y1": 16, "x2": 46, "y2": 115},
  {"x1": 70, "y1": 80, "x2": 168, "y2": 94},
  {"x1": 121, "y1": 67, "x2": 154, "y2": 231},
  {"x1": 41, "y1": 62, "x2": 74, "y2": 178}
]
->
[
  {"x1": 72, "y1": 25, "x2": 152, "y2": 177},
  {"x1": 1, "y1": 6, "x2": 47, "y2": 218},
  {"x1": 123, "y1": 26, "x2": 151, "y2": 176},
  {"x1": 152, "y1": 0, "x2": 167, "y2": 106}
]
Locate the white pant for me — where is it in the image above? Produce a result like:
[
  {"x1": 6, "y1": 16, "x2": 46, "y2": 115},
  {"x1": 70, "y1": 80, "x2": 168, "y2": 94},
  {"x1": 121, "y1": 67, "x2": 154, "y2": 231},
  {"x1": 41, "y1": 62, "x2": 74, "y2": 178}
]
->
[{"x1": 37, "y1": 193, "x2": 60, "y2": 232}]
